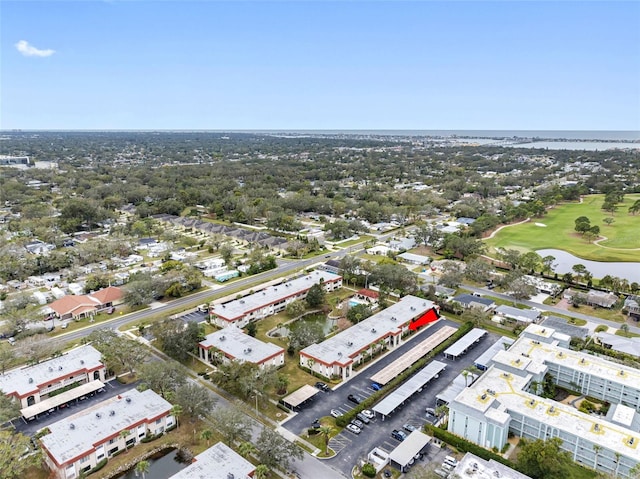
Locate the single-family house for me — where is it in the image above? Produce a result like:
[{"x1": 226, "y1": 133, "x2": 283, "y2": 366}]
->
[
  {"x1": 47, "y1": 286, "x2": 123, "y2": 321},
  {"x1": 452, "y1": 293, "x2": 496, "y2": 312}
]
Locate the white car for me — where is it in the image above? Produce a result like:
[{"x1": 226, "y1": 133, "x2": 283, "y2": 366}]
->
[
  {"x1": 346, "y1": 423, "x2": 361, "y2": 434},
  {"x1": 330, "y1": 409, "x2": 342, "y2": 418},
  {"x1": 361, "y1": 409, "x2": 375, "y2": 419}
]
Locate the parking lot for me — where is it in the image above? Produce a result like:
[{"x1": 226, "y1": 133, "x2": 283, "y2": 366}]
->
[{"x1": 282, "y1": 319, "x2": 500, "y2": 476}]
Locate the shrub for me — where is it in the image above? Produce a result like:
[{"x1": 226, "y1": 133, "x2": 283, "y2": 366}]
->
[
  {"x1": 595, "y1": 325, "x2": 608, "y2": 333},
  {"x1": 425, "y1": 424, "x2": 512, "y2": 467},
  {"x1": 362, "y1": 463, "x2": 376, "y2": 477}
]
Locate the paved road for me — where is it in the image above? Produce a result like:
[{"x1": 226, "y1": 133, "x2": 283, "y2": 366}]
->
[
  {"x1": 282, "y1": 319, "x2": 501, "y2": 477},
  {"x1": 461, "y1": 283, "x2": 640, "y2": 334}
]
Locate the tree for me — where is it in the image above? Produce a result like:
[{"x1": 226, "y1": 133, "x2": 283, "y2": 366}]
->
[
  {"x1": 519, "y1": 252, "x2": 541, "y2": 273},
  {"x1": 219, "y1": 244, "x2": 234, "y2": 266},
  {"x1": 574, "y1": 216, "x2": 591, "y2": 234},
  {"x1": 254, "y1": 465, "x2": 270, "y2": 479},
  {"x1": 340, "y1": 255, "x2": 362, "y2": 287},
  {"x1": 499, "y1": 248, "x2": 522, "y2": 270},
  {"x1": 629, "y1": 199, "x2": 640, "y2": 215},
  {"x1": 288, "y1": 320, "x2": 325, "y2": 351},
  {"x1": 238, "y1": 441, "x2": 257, "y2": 458},
  {"x1": 0, "y1": 393, "x2": 20, "y2": 425},
  {"x1": 369, "y1": 263, "x2": 418, "y2": 295},
  {"x1": 285, "y1": 299, "x2": 306, "y2": 318},
  {"x1": 347, "y1": 303, "x2": 373, "y2": 324},
  {"x1": 305, "y1": 282, "x2": 326, "y2": 307},
  {"x1": 255, "y1": 427, "x2": 304, "y2": 471},
  {"x1": 170, "y1": 404, "x2": 183, "y2": 429},
  {"x1": 200, "y1": 428, "x2": 213, "y2": 446},
  {"x1": 119, "y1": 429, "x2": 131, "y2": 452},
  {"x1": 603, "y1": 217, "x2": 615, "y2": 226},
  {"x1": 89, "y1": 329, "x2": 149, "y2": 376},
  {"x1": 464, "y1": 259, "x2": 494, "y2": 283},
  {"x1": 541, "y1": 255, "x2": 556, "y2": 275},
  {"x1": 135, "y1": 460, "x2": 150, "y2": 479},
  {"x1": 245, "y1": 322, "x2": 257, "y2": 337},
  {"x1": 152, "y1": 319, "x2": 203, "y2": 361},
  {"x1": 318, "y1": 425, "x2": 334, "y2": 455},
  {"x1": 137, "y1": 361, "x2": 187, "y2": 399},
  {"x1": 211, "y1": 406, "x2": 253, "y2": 445},
  {"x1": 438, "y1": 261, "x2": 464, "y2": 289},
  {"x1": 0, "y1": 430, "x2": 41, "y2": 478},
  {"x1": 516, "y1": 437, "x2": 571, "y2": 479},
  {"x1": 172, "y1": 383, "x2": 216, "y2": 421}
]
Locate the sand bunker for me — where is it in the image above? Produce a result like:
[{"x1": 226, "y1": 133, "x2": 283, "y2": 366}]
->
[{"x1": 535, "y1": 223, "x2": 547, "y2": 227}]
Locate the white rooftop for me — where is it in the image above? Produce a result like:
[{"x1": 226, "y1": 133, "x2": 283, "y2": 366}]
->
[
  {"x1": 0, "y1": 345, "x2": 103, "y2": 398},
  {"x1": 443, "y1": 328, "x2": 487, "y2": 358},
  {"x1": 389, "y1": 430, "x2": 432, "y2": 467},
  {"x1": 454, "y1": 452, "x2": 532, "y2": 479},
  {"x1": 40, "y1": 389, "x2": 172, "y2": 466},
  {"x1": 494, "y1": 305, "x2": 540, "y2": 323},
  {"x1": 474, "y1": 336, "x2": 514, "y2": 369},
  {"x1": 211, "y1": 270, "x2": 341, "y2": 321},
  {"x1": 199, "y1": 326, "x2": 284, "y2": 364},
  {"x1": 301, "y1": 295, "x2": 438, "y2": 366},
  {"x1": 168, "y1": 442, "x2": 254, "y2": 479}
]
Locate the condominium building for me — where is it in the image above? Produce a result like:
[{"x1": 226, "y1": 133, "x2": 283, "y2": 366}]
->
[
  {"x1": 168, "y1": 442, "x2": 255, "y2": 479},
  {"x1": 300, "y1": 295, "x2": 439, "y2": 380},
  {"x1": 210, "y1": 270, "x2": 342, "y2": 328},
  {"x1": 448, "y1": 324, "x2": 640, "y2": 478},
  {"x1": 0, "y1": 344, "x2": 106, "y2": 415},
  {"x1": 198, "y1": 326, "x2": 285, "y2": 369},
  {"x1": 40, "y1": 389, "x2": 174, "y2": 479}
]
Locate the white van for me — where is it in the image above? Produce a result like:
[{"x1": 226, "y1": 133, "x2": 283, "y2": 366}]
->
[{"x1": 444, "y1": 455, "x2": 458, "y2": 467}]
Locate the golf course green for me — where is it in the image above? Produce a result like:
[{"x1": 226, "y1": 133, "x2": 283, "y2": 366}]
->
[{"x1": 484, "y1": 194, "x2": 640, "y2": 262}]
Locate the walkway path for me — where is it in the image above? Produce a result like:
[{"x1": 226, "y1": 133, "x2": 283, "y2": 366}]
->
[{"x1": 483, "y1": 217, "x2": 531, "y2": 240}]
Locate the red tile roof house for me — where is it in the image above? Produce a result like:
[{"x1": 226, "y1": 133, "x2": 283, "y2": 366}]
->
[{"x1": 47, "y1": 286, "x2": 123, "y2": 321}]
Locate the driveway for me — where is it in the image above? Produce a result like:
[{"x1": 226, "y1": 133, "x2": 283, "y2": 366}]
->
[{"x1": 282, "y1": 319, "x2": 500, "y2": 476}]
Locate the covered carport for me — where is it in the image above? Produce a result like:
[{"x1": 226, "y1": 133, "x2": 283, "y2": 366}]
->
[
  {"x1": 443, "y1": 328, "x2": 487, "y2": 359},
  {"x1": 373, "y1": 361, "x2": 446, "y2": 419},
  {"x1": 21, "y1": 380, "x2": 105, "y2": 420},
  {"x1": 280, "y1": 384, "x2": 320, "y2": 411},
  {"x1": 389, "y1": 430, "x2": 432, "y2": 472}
]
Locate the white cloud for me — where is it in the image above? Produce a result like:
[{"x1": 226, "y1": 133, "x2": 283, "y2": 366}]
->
[{"x1": 15, "y1": 40, "x2": 55, "y2": 57}]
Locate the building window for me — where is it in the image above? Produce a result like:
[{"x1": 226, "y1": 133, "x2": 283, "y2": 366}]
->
[{"x1": 79, "y1": 455, "x2": 90, "y2": 464}]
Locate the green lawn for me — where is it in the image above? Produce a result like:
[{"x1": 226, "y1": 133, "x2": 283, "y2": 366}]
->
[{"x1": 484, "y1": 194, "x2": 640, "y2": 262}]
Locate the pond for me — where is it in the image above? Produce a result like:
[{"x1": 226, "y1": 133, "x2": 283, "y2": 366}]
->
[
  {"x1": 536, "y1": 249, "x2": 640, "y2": 283},
  {"x1": 112, "y1": 448, "x2": 188, "y2": 479},
  {"x1": 289, "y1": 312, "x2": 335, "y2": 336}
]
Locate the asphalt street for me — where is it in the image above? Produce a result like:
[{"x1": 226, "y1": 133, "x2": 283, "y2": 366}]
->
[{"x1": 282, "y1": 319, "x2": 500, "y2": 477}]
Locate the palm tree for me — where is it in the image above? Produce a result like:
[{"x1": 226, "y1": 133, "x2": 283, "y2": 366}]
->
[
  {"x1": 119, "y1": 429, "x2": 131, "y2": 453},
  {"x1": 614, "y1": 451, "x2": 621, "y2": 477},
  {"x1": 254, "y1": 464, "x2": 269, "y2": 479},
  {"x1": 200, "y1": 428, "x2": 213, "y2": 446},
  {"x1": 171, "y1": 404, "x2": 183, "y2": 429},
  {"x1": 592, "y1": 444, "x2": 601, "y2": 470},
  {"x1": 135, "y1": 460, "x2": 150, "y2": 479},
  {"x1": 238, "y1": 441, "x2": 257, "y2": 459},
  {"x1": 318, "y1": 425, "x2": 334, "y2": 456},
  {"x1": 461, "y1": 370, "x2": 470, "y2": 386}
]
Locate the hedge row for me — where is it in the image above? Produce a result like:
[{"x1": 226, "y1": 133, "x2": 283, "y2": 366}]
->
[
  {"x1": 336, "y1": 321, "x2": 474, "y2": 428},
  {"x1": 425, "y1": 424, "x2": 512, "y2": 467}
]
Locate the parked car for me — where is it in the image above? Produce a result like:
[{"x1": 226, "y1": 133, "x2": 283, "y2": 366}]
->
[
  {"x1": 434, "y1": 468, "x2": 450, "y2": 478},
  {"x1": 311, "y1": 419, "x2": 321, "y2": 428},
  {"x1": 315, "y1": 381, "x2": 330, "y2": 392},
  {"x1": 425, "y1": 407, "x2": 436, "y2": 416},
  {"x1": 403, "y1": 423, "x2": 417, "y2": 432},
  {"x1": 356, "y1": 412, "x2": 370, "y2": 424},
  {"x1": 351, "y1": 419, "x2": 365, "y2": 429},
  {"x1": 391, "y1": 429, "x2": 407, "y2": 441},
  {"x1": 361, "y1": 409, "x2": 375, "y2": 419},
  {"x1": 346, "y1": 423, "x2": 362, "y2": 434},
  {"x1": 371, "y1": 382, "x2": 382, "y2": 391},
  {"x1": 444, "y1": 456, "x2": 458, "y2": 467},
  {"x1": 347, "y1": 394, "x2": 360, "y2": 404},
  {"x1": 330, "y1": 409, "x2": 342, "y2": 418}
]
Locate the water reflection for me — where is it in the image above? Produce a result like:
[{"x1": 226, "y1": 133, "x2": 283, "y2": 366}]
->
[
  {"x1": 113, "y1": 448, "x2": 188, "y2": 479},
  {"x1": 536, "y1": 249, "x2": 640, "y2": 283}
]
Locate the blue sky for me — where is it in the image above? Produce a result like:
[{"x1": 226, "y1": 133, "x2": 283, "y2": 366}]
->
[{"x1": 2, "y1": 1, "x2": 639, "y2": 130}]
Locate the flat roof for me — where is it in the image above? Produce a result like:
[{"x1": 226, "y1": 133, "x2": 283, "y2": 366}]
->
[
  {"x1": 436, "y1": 372, "x2": 478, "y2": 405},
  {"x1": 21, "y1": 380, "x2": 104, "y2": 418},
  {"x1": 443, "y1": 328, "x2": 487, "y2": 358},
  {"x1": 494, "y1": 305, "x2": 540, "y2": 322},
  {"x1": 281, "y1": 384, "x2": 320, "y2": 408},
  {"x1": 389, "y1": 430, "x2": 432, "y2": 467},
  {"x1": 371, "y1": 326, "x2": 457, "y2": 385},
  {"x1": 474, "y1": 337, "x2": 514, "y2": 369},
  {"x1": 0, "y1": 345, "x2": 103, "y2": 398},
  {"x1": 40, "y1": 389, "x2": 171, "y2": 466},
  {"x1": 199, "y1": 327, "x2": 283, "y2": 364},
  {"x1": 211, "y1": 270, "x2": 341, "y2": 321},
  {"x1": 453, "y1": 294, "x2": 495, "y2": 307},
  {"x1": 595, "y1": 332, "x2": 640, "y2": 357},
  {"x1": 397, "y1": 252, "x2": 430, "y2": 263},
  {"x1": 454, "y1": 452, "x2": 532, "y2": 479},
  {"x1": 373, "y1": 361, "x2": 446, "y2": 417},
  {"x1": 301, "y1": 296, "x2": 438, "y2": 366},
  {"x1": 168, "y1": 442, "x2": 254, "y2": 479},
  {"x1": 540, "y1": 316, "x2": 589, "y2": 340}
]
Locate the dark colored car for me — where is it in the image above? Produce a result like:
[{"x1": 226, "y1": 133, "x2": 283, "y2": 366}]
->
[
  {"x1": 356, "y1": 412, "x2": 370, "y2": 424},
  {"x1": 371, "y1": 382, "x2": 382, "y2": 391},
  {"x1": 347, "y1": 394, "x2": 360, "y2": 404},
  {"x1": 391, "y1": 429, "x2": 407, "y2": 441},
  {"x1": 315, "y1": 381, "x2": 330, "y2": 392}
]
